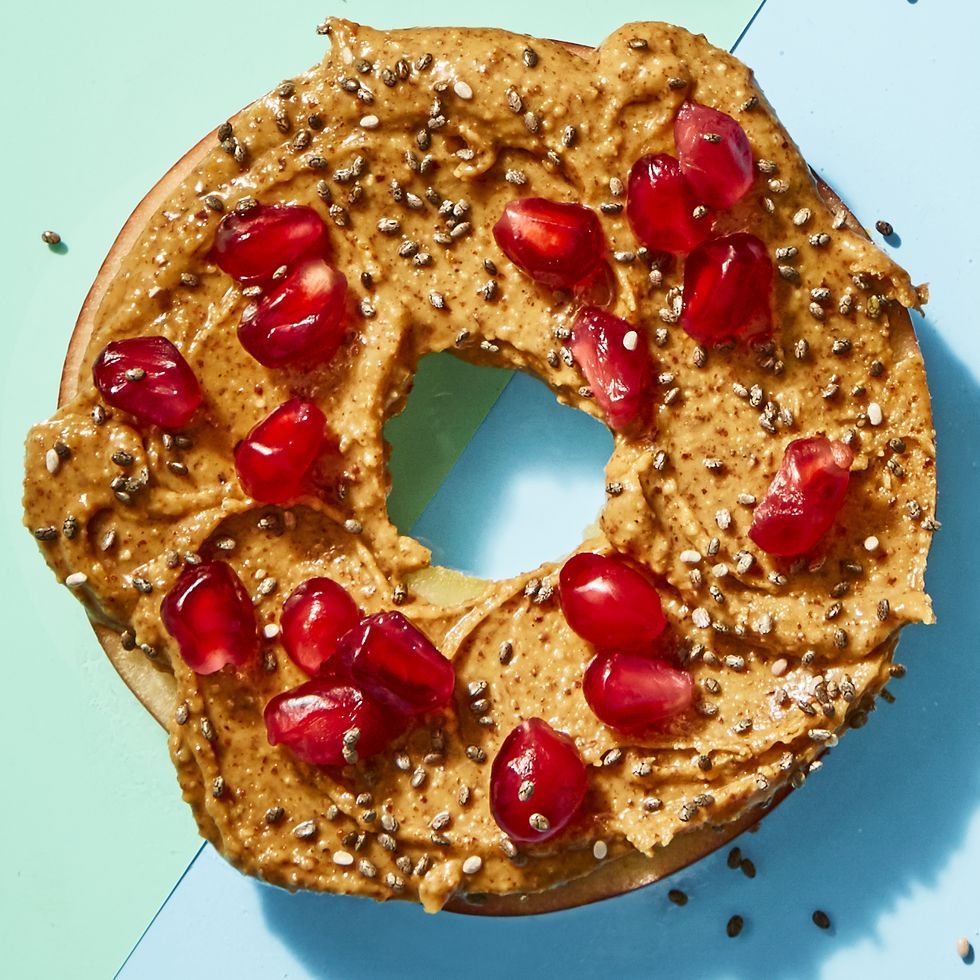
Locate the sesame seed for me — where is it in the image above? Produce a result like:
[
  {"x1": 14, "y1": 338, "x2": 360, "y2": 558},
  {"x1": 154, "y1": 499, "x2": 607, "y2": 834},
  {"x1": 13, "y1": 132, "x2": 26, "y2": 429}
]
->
[
  {"x1": 453, "y1": 80, "x2": 473, "y2": 100},
  {"x1": 680, "y1": 549, "x2": 702, "y2": 565},
  {"x1": 867, "y1": 402, "x2": 883, "y2": 426},
  {"x1": 359, "y1": 114, "x2": 379, "y2": 129},
  {"x1": 957, "y1": 937, "x2": 972, "y2": 960},
  {"x1": 65, "y1": 571, "x2": 88, "y2": 588},
  {"x1": 462, "y1": 855, "x2": 483, "y2": 875},
  {"x1": 771, "y1": 658, "x2": 789, "y2": 677},
  {"x1": 593, "y1": 840, "x2": 608, "y2": 860},
  {"x1": 45, "y1": 448, "x2": 61, "y2": 474},
  {"x1": 622, "y1": 330, "x2": 639, "y2": 351},
  {"x1": 864, "y1": 535, "x2": 880, "y2": 552},
  {"x1": 793, "y1": 207, "x2": 812, "y2": 226}
]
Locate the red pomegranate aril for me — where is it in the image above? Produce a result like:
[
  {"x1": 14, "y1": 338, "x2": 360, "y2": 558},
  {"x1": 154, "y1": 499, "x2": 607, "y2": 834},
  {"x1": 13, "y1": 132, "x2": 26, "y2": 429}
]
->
[
  {"x1": 336, "y1": 611, "x2": 455, "y2": 717},
  {"x1": 93, "y1": 336, "x2": 202, "y2": 429},
  {"x1": 490, "y1": 718, "x2": 588, "y2": 844},
  {"x1": 674, "y1": 101, "x2": 754, "y2": 209},
  {"x1": 749, "y1": 437, "x2": 854, "y2": 557},
  {"x1": 569, "y1": 307, "x2": 652, "y2": 430},
  {"x1": 212, "y1": 203, "x2": 329, "y2": 284},
  {"x1": 238, "y1": 257, "x2": 348, "y2": 368},
  {"x1": 627, "y1": 153, "x2": 714, "y2": 254},
  {"x1": 234, "y1": 399, "x2": 329, "y2": 504},
  {"x1": 680, "y1": 232, "x2": 773, "y2": 346},
  {"x1": 264, "y1": 678, "x2": 402, "y2": 766},
  {"x1": 492, "y1": 198, "x2": 605, "y2": 290},
  {"x1": 583, "y1": 652, "x2": 693, "y2": 733},
  {"x1": 280, "y1": 577, "x2": 361, "y2": 676},
  {"x1": 161, "y1": 561, "x2": 258, "y2": 674},
  {"x1": 559, "y1": 552, "x2": 667, "y2": 650}
]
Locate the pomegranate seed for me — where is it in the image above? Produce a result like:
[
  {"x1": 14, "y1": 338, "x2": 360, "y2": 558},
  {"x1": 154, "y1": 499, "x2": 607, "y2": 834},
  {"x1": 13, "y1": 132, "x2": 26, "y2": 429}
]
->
[
  {"x1": 749, "y1": 437, "x2": 854, "y2": 557},
  {"x1": 490, "y1": 718, "x2": 588, "y2": 844},
  {"x1": 572, "y1": 260, "x2": 616, "y2": 309},
  {"x1": 234, "y1": 399, "x2": 329, "y2": 504},
  {"x1": 559, "y1": 552, "x2": 667, "y2": 650},
  {"x1": 264, "y1": 678, "x2": 403, "y2": 766},
  {"x1": 674, "y1": 101, "x2": 754, "y2": 209},
  {"x1": 161, "y1": 561, "x2": 258, "y2": 674},
  {"x1": 492, "y1": 197, "x2": 605, "y2": 290},
  {"x1": 680, "y1": 233, "x2": 773, "y2": 346},
  {"x1": 92, "y1": 336, "x2": 202, "y2": 429},
  {"x1": 583, "y1": 652, "x2": 693, "y2": 733},
  {"x1": 280, "y1": 577, "x2": 361, "y2": 676},
  {"x1": 212, "y1": 203, "x2": 329, "y2": 284},
  {"x1": 238, "y1": 257, "x2": 348, "y2": 368},
  {"x1": 336, "y1": 611, "x2": 455, "y2": 717},
  {"x1": 627, "y1": 154, "x2": 714, "y2": 254},
  {"x1": 569, "y1": 307, "x2": 653, "y2": 430}
]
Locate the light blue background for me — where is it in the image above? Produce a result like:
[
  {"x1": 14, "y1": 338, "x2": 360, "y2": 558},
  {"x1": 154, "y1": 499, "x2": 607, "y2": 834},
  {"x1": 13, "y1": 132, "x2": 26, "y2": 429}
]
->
[{"x1": 119, "y1": 1, "x2": 980, "y2": 977}]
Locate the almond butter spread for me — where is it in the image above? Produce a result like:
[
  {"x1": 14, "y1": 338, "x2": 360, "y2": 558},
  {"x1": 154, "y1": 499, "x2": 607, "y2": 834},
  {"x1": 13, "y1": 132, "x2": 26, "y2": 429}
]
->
[{"x1": 23, "y1": 20, "x2": 936, "y2": 912}]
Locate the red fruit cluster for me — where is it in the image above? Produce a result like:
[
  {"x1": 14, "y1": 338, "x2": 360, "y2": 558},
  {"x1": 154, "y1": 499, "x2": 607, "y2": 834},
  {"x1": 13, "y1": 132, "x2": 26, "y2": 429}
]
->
[
  {"x1": 161, "y1": 563, "x2": 456, "y2": 766},
  {"x1": 626, "y1": 101, "x2": 771, "y2": 346},
  {"x1": 488, "y1": 551, "x2": 694, "y2": 846},
  {"x1": 213, "y1": 203, "x2": 349, "y2": 368},
  {"x1": 558, "y1": 552, "x2": 693, "y2": 734}
]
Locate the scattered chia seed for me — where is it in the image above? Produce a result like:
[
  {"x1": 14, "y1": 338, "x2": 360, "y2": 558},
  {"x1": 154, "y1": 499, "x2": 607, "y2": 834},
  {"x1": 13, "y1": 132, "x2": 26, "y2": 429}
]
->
[
  {"x1": 668, "y1": 889, "x2": 688, "y2": 906},
  {"x1": 727, "y1": 915, "x2": 744, "y2": 938},
  {"x1": 812, "y1": 910, "x2": 831, "y2": 930}
]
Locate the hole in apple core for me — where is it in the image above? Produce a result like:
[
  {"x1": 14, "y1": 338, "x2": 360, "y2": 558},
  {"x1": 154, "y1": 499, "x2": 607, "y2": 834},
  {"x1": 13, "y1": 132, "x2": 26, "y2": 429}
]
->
[{"x1": 384, "y1": 353, "x2": 614, "y2": 581}]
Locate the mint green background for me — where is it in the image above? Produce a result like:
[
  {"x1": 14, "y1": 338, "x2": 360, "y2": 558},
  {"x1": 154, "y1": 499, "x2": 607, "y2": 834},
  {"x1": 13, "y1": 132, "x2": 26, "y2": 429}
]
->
[{"x1": 0, "y1": 3, "x2": 758, "y2": 978}]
